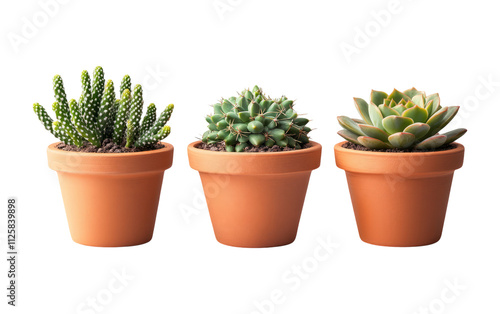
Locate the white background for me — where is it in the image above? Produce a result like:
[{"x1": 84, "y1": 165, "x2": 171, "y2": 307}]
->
[{"x1": 1, "y1": 0, "x2": 499, "y2": 313}]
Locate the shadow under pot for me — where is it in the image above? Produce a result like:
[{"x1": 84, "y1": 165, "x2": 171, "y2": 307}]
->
[
  {"x1": 334, "y1": 141, "x2": 465, "y2": 247},
  {"x1": 47, "y1": 142, "x2": 174, "y2": 247},
  {"x1": 188, "y1": 141, "x2": 322, "y2": 248}
]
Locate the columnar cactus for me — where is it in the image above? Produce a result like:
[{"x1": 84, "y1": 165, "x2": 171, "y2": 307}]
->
[
  {"x1": 338, "y1": 88, "x2": 467, "y2": 149},
  {"x1": 33, "y1": 66, "x2": 174, "y2": 149},
  {"x1": 202, "y1": 85, "x2": 312, "y2": 152}
]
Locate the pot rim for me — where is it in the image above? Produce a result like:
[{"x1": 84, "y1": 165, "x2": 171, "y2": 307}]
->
[
  {"x1": 187, "y1": 141, "x2": 322, "y2": 174},
  {"x1": 47, "y1": 141, "x2": 174, "y2": 174},
  {"x1": 334, "y1": 141, "x2": 464, "y2": 156},
  {"x1": 334, "y1": 141, "x2": 465, "y2": 174}
]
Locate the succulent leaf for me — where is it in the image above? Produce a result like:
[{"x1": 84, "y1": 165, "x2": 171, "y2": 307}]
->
[
  {"x1": 425, "y1": 94, "x2": 440, "y2": 116},
  {"x1": 368, "y1": 103, "x2": 385, "y2": 131},
  {"x1": 403, "y1": 87, "x2": 423, "y2": 99},
  {"x1": 402, "y1": 105, "x2": 428, "y2": 123},
  {"x1": 388, "y1": 132, "x2": 415, "y2": 148},
  {"x1": 403, "y1": 123, "x2": 430, "y2": 140},
  {"x1": 411, "y1": 94, "x2": 425, "y2": 107},
  {"x1": 378, "y1": 104, "x2": 399, "y2": 117},
  {"x1": 358, "y1": 124, "x2": 389, "y2": 142},
  {"x1": 370, "y1": 90, "x2": 388, "y2": 106},
  {"x1": 428, "y1": 106, "x2": 460, "y2": 136},
  {"x1": 358, "y1": 136, "x2": 391, "y2": 149},
  {"x1": 388, "y1": 89, "x2": 410, "y2": 104},
  {"x1": 414, "y1": 135, "x2": 447, "y2": 150},
  {"x1": 382, "y1": 116, "x2": 414, "y2": 134},
  {"x1": 392, "y1": 104, "x2": 406, "y2": 115},
  {"x1": 337, "y1": 116, "x2": 364, "y2": 136},
  {"x1": 338, "y1": 129, "x2": 361, "y2": 145},
  {"x1": 353, "y1": 97, "x2": 372, "y2": 125},
  {"x1": 426, "y1": 107, "x2": 449, "y2": 134},
  {"x1": 442, "y1": 128, "x2": 467, "y2": 145}
]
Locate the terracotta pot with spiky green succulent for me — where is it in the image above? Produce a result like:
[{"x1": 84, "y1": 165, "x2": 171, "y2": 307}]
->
[
  {"x1": 188, "y1": 86, "x2": 322, "y2": 248},
  {"x1": 35, "y1": 67, "x2": 175, "y2": 247},
  {"x1": 334, "y1": 88, "x2": 466, "y2": 247}
]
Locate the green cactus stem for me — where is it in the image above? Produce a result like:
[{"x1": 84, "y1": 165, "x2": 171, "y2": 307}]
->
[
  {"x1": 69, "y1": 99, "x2": 101, "y2": 146},
  {"x1": 52, "y1": 101, "x2": 83, "y2": 147},
  {"x1": 88, "y1": 66, "x2": 105, "y2": 125},
  {"x1": 134, "y1": 125, "x2": 171, "y2": 147},
  {"x1": 139, "y1": 103, "x2": 157, "y2": 137},
  {"x1": 135, "y1": 104, "x2": 174, "y2": 147},
  {"x1": 52, "y1": 121, "x2": 74, "y2": 145},
  {"x1": 96, "y1": 80, "x2": 115, "y2": 138},
  {"x1": 53, "y1": 75, "x2": 83, "y2": 144},
  {"x1": 120, "y1": 75, "x2": 131, "y2": 97},
  {"x1": 33, "y1": 103, "x2": 73, "y2": 144},
  {"x1": 79, "y1": 70, "x2": 94, "y2": 128},
  {"x1": 125, "y1": 84, "x2": 144, "y2": 147},
  {"x1": 113, "y1": 89, "x2": 131, "y2": 144}
]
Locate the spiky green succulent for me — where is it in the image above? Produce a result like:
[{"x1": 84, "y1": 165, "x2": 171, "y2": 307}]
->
[
  {"x1": 337, "y1": 88, "x2": 467, "y2": 150},
  {"x1": 202, "y1": 86, "x2": 311, "y2": 152},
  {"x1": 33, "y1": 66, "x2": 174, "y2": 149}
]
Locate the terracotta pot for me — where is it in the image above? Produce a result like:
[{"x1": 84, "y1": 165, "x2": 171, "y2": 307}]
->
[
  {"x1": 188, "y1": 141, "x2": 322, "y2": 248},
  {"x1": 334, "y1": 141, "x2": 465, "y2": 247},
  {"x1": 47, "y1": 142, "x2": 174, "y2": 247}
]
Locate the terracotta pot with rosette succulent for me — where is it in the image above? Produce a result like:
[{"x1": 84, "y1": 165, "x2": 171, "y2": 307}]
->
[{"x1": 335, "y1": 88, "x2": 466, "y2": 247}]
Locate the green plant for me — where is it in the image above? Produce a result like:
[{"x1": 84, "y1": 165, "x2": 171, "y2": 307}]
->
[
  {"x1": 337, "y1": 88, "x2": 467, "y2": 149},
  {"x1": 33, "y1": 66, "x2": 174, "y2": 148},
  {"x1": 202, "y1": 86, "x2": 311, "y2": 152}
]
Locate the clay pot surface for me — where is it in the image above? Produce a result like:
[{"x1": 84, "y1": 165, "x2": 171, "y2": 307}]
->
[
  {"x1": 335, "y1": 141, "x2": 465, "y2": 247},
  {"x1": 47, "y1": 142, "x2": 174, "y2": 247},
  {"x1": 188, "y1": 141, "x2": 322, "y2": 248}
]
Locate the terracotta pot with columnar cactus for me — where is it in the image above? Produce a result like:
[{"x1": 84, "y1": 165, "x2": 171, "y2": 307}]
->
[
  {"x1": 188, "y1": 86, "x2": 321, "y2": 248},
  {"x1": 334, "y1": 88, "x2": 466, "y2": 247},
  {"x1": 34, "y1": 66, "x2": 174, "y2": 247}
]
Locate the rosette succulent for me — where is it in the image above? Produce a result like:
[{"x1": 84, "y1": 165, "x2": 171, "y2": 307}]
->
[
  {"x1": 33, "y1": 66, "x2": 174, "y2": 149},
  {"x1": 202, "y1": 86, "x2": 311, "y2": 152},
  {"x1": 337, "y1": 88, "x2": 467, "y2": 149}
]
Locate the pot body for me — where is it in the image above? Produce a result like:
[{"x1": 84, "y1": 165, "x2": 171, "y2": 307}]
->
[
  {"x1": 188, "y1": 141, "x2": 322, "y2": 248},
  {"x1": 335, "y1": 142, "x2": 465, "y2": 247},
  {"x1": 47, "y1": 142, "x2": 174, "y2": 247}
]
